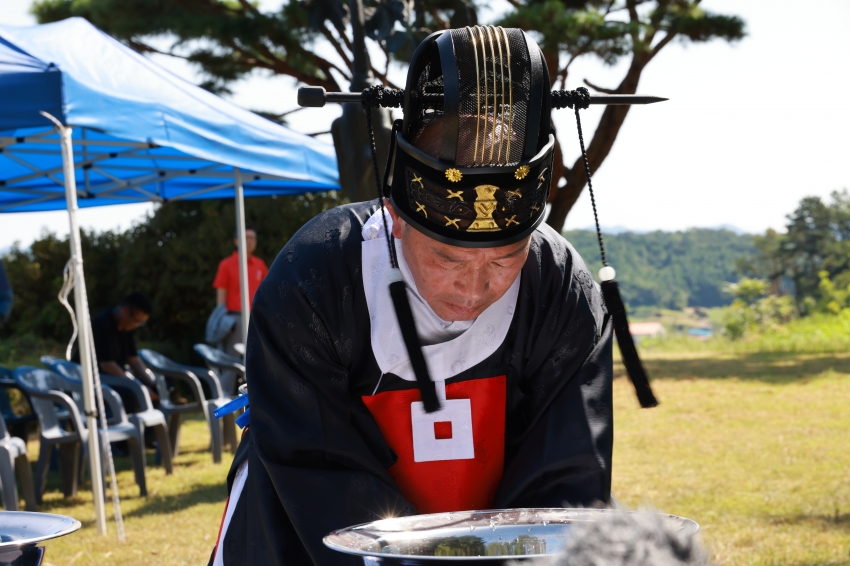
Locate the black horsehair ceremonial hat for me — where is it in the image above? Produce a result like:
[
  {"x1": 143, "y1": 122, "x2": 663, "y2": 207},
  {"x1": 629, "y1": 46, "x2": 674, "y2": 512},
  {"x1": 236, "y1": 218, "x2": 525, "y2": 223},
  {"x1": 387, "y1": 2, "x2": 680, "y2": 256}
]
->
[
  {"x1": 298, "y1": 26, "x2": 666, "y2": 411},
  {"x1": 299, "y1": 26, "x2": 664, "y2": 249}
]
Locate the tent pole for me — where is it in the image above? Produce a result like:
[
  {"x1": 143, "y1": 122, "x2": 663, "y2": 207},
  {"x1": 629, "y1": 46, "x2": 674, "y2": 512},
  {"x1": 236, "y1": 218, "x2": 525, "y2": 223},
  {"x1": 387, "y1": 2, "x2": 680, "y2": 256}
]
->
[
  {"x1": 234, "y1": 168, "x2": 250, "y2": 347},
  {"x1": 58, "y1": 125, "x2": 108, "y2": 535}
]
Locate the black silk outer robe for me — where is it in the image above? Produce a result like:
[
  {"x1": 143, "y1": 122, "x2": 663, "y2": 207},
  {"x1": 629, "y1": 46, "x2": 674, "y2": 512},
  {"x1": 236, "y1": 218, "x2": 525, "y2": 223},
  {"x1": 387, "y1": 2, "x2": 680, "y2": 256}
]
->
[{"x1": 211, "y1": 202, "x2": 613, "y2": 565}]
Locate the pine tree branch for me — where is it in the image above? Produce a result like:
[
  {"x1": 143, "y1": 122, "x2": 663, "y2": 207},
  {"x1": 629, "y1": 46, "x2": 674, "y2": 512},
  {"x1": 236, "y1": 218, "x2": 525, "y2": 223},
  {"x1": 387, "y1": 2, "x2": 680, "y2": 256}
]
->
[
  {"x1": 380, "y1": 40, "x2": 391, "y2": 78},
  {"x1": 643, "y1": 0, "x2": 669, "y2": 47},
  {"x1": 583, "y1": 79, "x2": 618, "y2": 94},
  {"x1": 321, "y1": 24, "x2": 354, "y2": 69},
  {"x1": 427, "y1": 7, "x2": 449, "y2": 28},
  {"x1": 335, "y1": 24, "x2": 354, "y2": 52},
  {"x1": 126, "y1": 39, "x2": 186, "y2": 59},
  {"x1": 249, "y1": 39, "x2": 348, "y2": 88},
  {"x1": 649, "y1": 30, "x2": 677, "y2": 60},
  {"x1": 626, "y1": 0, "x2": 640, "y2": 40},
  {"x1": 236, "y1": 0, "x2": 261, "y2": 15},
  {"x1": 370, "y1": 68, "x2": 401, "y2": 89}
]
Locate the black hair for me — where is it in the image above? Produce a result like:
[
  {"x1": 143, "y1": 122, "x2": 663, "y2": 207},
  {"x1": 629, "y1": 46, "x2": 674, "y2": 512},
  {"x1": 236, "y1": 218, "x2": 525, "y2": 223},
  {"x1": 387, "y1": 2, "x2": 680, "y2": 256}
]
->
[
  {"x1": 234, "y1": 226, "x2": 256, "y2": 239},
  {"x1": 120, "y1": 291, "x2": 153, "y2": 316}
]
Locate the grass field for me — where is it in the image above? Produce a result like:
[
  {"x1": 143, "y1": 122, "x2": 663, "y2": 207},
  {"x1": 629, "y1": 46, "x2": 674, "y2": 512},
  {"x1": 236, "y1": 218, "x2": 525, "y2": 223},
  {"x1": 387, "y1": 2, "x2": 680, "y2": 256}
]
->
[
  {"x1": 613, "y1": 351, "x2": 850, "y2": 565},
  {"x1": 13, "y1": 350, "x2": 849, "y2": 565}
]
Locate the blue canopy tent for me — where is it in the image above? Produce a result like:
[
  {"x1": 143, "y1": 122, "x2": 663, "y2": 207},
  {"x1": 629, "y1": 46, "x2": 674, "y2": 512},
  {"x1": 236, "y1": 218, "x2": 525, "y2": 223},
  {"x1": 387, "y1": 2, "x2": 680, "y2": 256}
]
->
[{"x1": 0, "y1": 17, "x2": 339, "y2": 534}]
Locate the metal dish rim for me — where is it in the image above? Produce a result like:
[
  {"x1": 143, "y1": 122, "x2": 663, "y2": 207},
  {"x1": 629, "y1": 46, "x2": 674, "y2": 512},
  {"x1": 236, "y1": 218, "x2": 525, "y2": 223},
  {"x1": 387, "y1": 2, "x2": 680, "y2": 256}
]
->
[
  {"x1": 322, "y1": 507, "x2": 699, "y2": 560},
  {"x1": 0, "y1": 511, "x2": 82, "y2": 548}
]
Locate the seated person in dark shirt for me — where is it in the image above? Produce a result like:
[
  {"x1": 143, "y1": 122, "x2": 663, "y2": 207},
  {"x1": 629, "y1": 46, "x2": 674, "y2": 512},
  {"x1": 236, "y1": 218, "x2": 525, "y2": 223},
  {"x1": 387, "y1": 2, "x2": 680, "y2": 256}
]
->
[{"x1": 75, "y1": 292, "x2": 158, "y2": 405}]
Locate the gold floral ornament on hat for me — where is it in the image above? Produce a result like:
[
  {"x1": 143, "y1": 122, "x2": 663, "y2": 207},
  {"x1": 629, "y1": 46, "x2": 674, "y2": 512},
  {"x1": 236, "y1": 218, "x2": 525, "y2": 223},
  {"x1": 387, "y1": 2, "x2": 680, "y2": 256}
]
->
[
  {"x1": 514, "y1": 165, "x2": 530, "y2": 180},
  {"x1": 445, "y1": 168, "x2": 463, "y2": 182}
]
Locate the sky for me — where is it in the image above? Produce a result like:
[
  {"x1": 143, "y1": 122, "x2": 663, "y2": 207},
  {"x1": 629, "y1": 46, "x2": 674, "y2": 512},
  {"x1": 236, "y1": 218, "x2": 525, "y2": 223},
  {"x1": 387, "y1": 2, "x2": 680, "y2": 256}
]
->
[{"x1": 1, "y1": 0, "x2": 849, "y2": 252}]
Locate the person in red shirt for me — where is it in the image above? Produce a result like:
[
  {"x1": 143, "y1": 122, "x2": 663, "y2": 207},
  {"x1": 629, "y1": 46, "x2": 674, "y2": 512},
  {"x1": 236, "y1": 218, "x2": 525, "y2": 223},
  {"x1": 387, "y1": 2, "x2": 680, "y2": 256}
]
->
[
  {"x1": 212, "y1": 226, "x2": 268, "y2": 391},
  {"x1": 213, "y1": 226, "x2": 268, "y2": 313}
]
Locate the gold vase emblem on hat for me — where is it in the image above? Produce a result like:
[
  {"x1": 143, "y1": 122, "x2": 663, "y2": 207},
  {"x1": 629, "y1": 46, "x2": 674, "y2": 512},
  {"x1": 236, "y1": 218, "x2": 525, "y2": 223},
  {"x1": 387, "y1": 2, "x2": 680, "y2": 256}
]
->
[{"x1": 468, "y1": 185, "x2": 501, "y2": 232}]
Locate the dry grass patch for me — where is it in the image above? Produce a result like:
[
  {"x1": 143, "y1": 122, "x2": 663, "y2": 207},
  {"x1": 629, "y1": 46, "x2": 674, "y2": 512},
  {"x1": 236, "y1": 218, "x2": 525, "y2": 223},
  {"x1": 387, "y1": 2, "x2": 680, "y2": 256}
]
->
[
  {"x1": 38, "y1": 414, "x2": 234, "y2": 566},
  {"x1": 613, "y1": 351, "x2": 850, "y2": 565}
]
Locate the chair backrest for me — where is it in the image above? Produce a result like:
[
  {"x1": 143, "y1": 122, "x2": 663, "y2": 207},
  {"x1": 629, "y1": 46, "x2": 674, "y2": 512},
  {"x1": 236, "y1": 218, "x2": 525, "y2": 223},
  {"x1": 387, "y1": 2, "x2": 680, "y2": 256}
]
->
[
  {"x1": 144, "y1": 370, "x2": 172, "y2": 406},
  {"x1": 39, "y1": 355, "x2": 61, "y2": 369},
  {"x1": 138, "y1": 349, "x2": 182, "y2": 373},
  {"x1": 0, "y1": 364, "x2": 35, "y2": 424},
  {"x1": 42, "y1": 358, "x2": 81, "y2": 382},
  {"x1": 141, "y1": 348, "x2": 227, "y2": 400},
  {"x1": 0, "y1": 365, "x2": 15, "y2": 419},
  {"x1": 12, "y1": 367, "x2": 75, "y2": 432},
  {"x1": 43, "y1": 359, "x2": 130, "y2": 425},
  {"x1": 40, "y1": 358, "x2": 85, "y2": 406},
  {"x1": 194, "y1": 344, "x2": 243, "y2": 368},
  {"x1": 0, "y1": 372, "x2": 11, "y2": 440},
  {"x1": 0, "y1": 412, "x2": 9, "y2": 441}
]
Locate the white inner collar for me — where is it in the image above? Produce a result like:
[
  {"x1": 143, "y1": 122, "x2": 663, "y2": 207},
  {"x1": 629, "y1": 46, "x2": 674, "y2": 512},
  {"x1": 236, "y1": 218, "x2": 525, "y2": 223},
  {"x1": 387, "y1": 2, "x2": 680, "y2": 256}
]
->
[{"x1": 361, "y1": 209, "x2": 520, "y2": 382}]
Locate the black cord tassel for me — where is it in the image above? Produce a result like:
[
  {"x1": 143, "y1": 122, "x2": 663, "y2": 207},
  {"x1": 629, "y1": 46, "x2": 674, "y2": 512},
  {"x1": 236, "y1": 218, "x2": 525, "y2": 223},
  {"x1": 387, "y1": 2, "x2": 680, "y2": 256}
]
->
[
  {"x1": 601, "y1": 280, "x2": 658, "y2": 408},
  {"x1": 363, "y1": 86, "x2": 441, "y2": 413},
  {"x1": 570, "y1": 87, "x2": 658, "y2": 408}
]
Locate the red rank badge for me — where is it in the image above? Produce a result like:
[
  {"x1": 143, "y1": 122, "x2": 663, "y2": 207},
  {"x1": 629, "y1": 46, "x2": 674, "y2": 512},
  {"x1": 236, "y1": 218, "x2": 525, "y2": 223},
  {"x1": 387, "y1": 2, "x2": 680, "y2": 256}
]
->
[{"x1": 362, "y1": 375, "x2": 506, "y2": 513}]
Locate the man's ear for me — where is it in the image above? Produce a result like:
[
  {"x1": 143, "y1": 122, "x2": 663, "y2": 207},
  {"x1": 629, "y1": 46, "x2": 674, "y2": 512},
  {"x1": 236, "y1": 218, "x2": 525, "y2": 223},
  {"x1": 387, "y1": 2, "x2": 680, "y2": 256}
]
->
[{"x1": 383, "y1": 199, "x2": 405, "y2": 239}]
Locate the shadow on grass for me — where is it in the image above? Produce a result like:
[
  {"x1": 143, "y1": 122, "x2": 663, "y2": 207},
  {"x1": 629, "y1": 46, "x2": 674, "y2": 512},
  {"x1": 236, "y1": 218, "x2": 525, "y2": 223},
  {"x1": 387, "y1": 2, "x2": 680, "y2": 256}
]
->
[
  {"x1": 32, "y1": 435, "x2": 231, "y2": 514},
  {"x1": 614, "y1": 352, "x2": 850, "y2": 385},
  {"x1": 37, "y1": 467, "x2": 227, "y2": 518},
  {"x1": 124, "y1": 482, "x2": 227, "y2": 518},
  {"x1": 768, "y1": 511, "x2": 850, "y2": 533}
]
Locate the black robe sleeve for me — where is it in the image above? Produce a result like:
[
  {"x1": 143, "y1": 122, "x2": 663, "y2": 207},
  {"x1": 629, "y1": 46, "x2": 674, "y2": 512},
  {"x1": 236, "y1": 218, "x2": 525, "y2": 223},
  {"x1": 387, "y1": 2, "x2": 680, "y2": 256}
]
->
[{"x1": 235, "y1": 204, "x2": 414, "y2": 565}]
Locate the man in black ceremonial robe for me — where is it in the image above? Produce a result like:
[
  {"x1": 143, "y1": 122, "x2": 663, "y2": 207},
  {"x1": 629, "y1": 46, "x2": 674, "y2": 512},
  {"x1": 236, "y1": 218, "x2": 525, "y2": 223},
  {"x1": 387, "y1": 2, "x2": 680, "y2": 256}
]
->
[{"x1": 209, "y1": 26, "x2": 613, "y2": 566}]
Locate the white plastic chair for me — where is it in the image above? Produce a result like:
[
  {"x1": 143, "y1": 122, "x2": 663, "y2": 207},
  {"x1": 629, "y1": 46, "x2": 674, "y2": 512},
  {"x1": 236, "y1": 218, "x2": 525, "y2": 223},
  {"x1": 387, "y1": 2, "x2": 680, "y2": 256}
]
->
[
  {"x1": 0, "y1": 410, "x2": 36, "y2": 511},
  {"x1": 41, "y1": 358, "x2": 173, "y2": 476},
  {"x1": 138, "y1": 349, "x2": 233, "y2": 463},
  {"x1": 13, "y1": 367, "x2": 147, "y2": 503}
]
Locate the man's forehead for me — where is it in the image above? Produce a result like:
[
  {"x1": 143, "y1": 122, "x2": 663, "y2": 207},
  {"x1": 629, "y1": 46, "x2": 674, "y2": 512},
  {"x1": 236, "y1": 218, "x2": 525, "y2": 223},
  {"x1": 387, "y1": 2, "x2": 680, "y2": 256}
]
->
[{"x1": 421, "y1": 231, "x2": 530, "y2": 260}]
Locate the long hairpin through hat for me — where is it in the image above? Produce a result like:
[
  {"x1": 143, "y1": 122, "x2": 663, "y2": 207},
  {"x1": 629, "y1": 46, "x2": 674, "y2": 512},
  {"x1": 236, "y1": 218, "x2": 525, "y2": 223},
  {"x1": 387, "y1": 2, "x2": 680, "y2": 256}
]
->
[{"x1": 298, "y1": 28, "x2": 665, "y2": 410}]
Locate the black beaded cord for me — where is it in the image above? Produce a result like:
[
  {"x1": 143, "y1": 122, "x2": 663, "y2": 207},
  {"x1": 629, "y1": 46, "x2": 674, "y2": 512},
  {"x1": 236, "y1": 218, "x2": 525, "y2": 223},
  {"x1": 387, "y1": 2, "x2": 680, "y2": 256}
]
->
[
  {"x1": 564, "y1": 87, "x2": 608, "y2": 268},
  {"x1": 551, "y1": 87, "x2": 591, "y2": 110},
  {"x1": 362, "y1": 85, "x2": 401, "y2": 269}
]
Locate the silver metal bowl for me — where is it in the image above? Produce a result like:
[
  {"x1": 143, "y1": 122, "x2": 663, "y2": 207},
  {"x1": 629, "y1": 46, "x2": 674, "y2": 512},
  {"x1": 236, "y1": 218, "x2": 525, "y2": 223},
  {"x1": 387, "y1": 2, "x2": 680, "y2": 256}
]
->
[
  {"x1": 324, "y1": 508, "x2": 699, "y2": 564},
  {"x1": 0, "y1": 512, "x2": 81, "y2": 566}
]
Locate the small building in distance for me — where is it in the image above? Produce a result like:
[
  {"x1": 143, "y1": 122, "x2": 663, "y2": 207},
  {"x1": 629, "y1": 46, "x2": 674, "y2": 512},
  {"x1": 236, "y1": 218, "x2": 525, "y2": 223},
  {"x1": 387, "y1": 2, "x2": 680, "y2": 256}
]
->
[
  {"x1": 687, "y1": 327, "x2": 714, "y2": 340},
  {"x1": 629, "y1": 321, "x2": 667, "y2": 343}
]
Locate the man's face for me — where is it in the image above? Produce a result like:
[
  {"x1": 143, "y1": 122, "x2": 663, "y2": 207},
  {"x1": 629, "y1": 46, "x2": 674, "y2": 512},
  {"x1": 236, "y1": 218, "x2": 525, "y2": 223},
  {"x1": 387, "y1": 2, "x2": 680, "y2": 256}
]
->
[
  {"x1": 386, "y1": 203, "x2": 530, "y2": 321},
  {"x1": 234, "y1": 229, "x2": 257, "y2": 255},
  {"x1": 117, "y1": 306, "x2": 149, "y2": 331}
]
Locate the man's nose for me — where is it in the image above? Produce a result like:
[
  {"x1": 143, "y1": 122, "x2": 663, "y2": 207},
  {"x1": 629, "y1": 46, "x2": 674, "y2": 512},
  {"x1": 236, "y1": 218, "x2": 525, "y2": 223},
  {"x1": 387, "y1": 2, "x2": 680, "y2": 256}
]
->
[{"x1": 455, "y1": 266, "x2": 489, "y2": 303}]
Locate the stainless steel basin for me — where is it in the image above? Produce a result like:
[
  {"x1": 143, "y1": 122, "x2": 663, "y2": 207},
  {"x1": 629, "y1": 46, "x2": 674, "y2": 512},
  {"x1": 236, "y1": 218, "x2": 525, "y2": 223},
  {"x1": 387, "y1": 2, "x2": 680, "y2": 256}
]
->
[{"x1": 324, "y1": 508, "x2": 699, "y2": 564}]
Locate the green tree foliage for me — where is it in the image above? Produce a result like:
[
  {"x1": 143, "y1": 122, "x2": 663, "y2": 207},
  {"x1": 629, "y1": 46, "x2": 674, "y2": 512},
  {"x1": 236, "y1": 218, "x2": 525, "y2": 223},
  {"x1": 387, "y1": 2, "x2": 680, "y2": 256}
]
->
[
  {"x1": 31, "y1": 0, "x2": 744, "y2": 231},
  {"x1": 563, "y1": 227, "x2": 754, "y2": 309},
  {"x1": 738, "y1": 190, "x2": 850, "y2": 314},
  {"x1": 0, "y1": 193, "x2": 341, "y2": 361},
  {"x1": 812, "y1": 270, "x2": 850, "y2": 315},
  {"x1": 720, "y1": 277, "x2": 795, "y2": 339}
]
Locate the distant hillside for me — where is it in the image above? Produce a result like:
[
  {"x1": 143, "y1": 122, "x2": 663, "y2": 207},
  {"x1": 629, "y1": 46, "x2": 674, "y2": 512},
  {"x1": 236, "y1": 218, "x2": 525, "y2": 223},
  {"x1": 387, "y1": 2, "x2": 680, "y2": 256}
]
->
[{"x1": 562, "y1": 229, "x2": 755, "y2": 309}]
